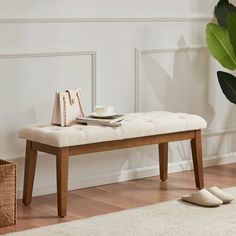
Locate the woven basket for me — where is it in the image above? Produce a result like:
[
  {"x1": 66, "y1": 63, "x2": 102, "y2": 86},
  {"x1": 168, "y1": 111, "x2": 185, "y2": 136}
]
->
[{"x1": 0, "y1": 160, "x2": 16, "y2": 227}]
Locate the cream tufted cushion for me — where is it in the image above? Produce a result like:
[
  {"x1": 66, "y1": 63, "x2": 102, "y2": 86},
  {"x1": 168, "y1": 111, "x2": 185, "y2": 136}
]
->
[{"x1": 19, "y1": 111, "x2": 207, "y2": 147}]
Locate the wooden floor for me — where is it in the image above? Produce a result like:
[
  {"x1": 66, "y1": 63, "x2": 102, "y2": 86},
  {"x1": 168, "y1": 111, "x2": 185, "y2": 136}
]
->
[{"x1": 1, "y1": 163, "x2": 236, "y2": 235}]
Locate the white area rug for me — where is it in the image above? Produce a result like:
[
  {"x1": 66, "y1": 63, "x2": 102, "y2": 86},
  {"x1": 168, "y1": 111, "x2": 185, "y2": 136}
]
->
[{"x1": 5, "y1": 187, "x2": 236, "y2": 236}]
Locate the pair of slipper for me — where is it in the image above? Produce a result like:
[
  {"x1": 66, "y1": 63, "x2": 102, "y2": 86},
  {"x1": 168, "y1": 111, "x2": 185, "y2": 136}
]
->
[{"x1": 182, "y1": 186, "x2": 234, "y2": 207}]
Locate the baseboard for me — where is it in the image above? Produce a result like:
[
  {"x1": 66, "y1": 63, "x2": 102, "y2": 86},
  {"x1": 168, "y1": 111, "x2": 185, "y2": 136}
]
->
[{"x1": 16, "y1": 152, "x2": 236, "y2": 199}]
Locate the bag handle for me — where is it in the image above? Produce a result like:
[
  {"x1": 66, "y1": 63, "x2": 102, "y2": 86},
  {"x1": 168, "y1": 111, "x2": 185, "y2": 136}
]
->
[
  {"x1": 65, "y1": 89, "x2": 85, "y2": 117},
  {"x1": 66, "y1": 90, "x2": 76, "y2": 106},
  {"x1": 76, "y1": 90, "x2": 85, "y2": 117}
]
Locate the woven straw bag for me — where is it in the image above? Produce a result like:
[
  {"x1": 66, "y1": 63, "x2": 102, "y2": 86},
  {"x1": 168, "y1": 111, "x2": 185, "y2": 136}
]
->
[{"x1": 0, "y1": 160, "x2": 16, "y2": 227}]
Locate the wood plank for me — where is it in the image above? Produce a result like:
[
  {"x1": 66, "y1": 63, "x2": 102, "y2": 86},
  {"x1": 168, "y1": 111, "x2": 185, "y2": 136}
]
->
[
  {"x1": 23, "y1": 141, "x2": 38, "y2": 205},
  {"x1": 31, "y1": 131, "x2": 195, "y2": 156},
  {"x1": 56, "y1": 148, "x2": 69, "y2": 217},
  {"x1": 73, "y1": 187, "x2": 151, "y2": 209},
  {"x1": 69, "y1": 131, "x2": 195, "y2": 155},
  {"x1": 27, "y1": 130, "x2": 198, "y2": 218},
  {"x1": 158, "y1": 143, "x2": 168, "y2": 181},
  {"x1": 1, "y1": 163, "x2": 236, "y2": 235},
  {"x1": 32, "y1": 142, "x2": 58, "y2": 155},
  {"x1": 191, "y1": 130, "x2": 204, "y2": 189}
]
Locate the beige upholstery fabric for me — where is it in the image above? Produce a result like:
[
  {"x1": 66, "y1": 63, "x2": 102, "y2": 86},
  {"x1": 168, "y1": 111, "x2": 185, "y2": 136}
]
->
[{"x1": 19, "y1": 111, "x2": 207, "y2": 147}]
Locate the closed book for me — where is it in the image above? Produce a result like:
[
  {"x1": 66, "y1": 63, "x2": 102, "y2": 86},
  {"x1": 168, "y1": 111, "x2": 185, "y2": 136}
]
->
[
  {"x1": 83, "y1": 121, "x2": 122, "y2": 127},
  {"x1": 76, "y1": 114, "x2": 125, "y2": 126}
]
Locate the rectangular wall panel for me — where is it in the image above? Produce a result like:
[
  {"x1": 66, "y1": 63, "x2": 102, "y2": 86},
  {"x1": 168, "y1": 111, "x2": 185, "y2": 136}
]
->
[{"x1": 0, "y1": 52, "x2": 95, "y2": 158}]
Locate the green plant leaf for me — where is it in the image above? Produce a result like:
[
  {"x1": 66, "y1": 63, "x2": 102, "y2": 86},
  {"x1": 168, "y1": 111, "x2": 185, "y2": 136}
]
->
[
  {"x1": 228, "y1": 13, "x2": 236, "y2": 55},
  {"x1": 206, "y1": 23, "x2": 236, "y2": 70},
  {"x1": 214, "y1": 0, "x2": 236, "y2": 28},
  {"x1": 217, "y1": 0, "x2": 229, "y2": 6},
  {"x1": 218, "y1": 71, "x2": 236, "y2": 104},
  {"x1": 214, "y1": 0, "x2": 229, "y2": 28}
]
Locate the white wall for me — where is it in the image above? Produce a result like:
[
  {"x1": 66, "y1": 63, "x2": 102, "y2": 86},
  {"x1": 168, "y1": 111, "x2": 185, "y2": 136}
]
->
[{"x1": 1, "y1": 0, "x2": 236, "y2": 198}]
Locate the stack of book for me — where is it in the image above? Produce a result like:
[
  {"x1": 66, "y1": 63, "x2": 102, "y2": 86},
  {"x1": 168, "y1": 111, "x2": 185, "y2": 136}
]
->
[{"x1": 76, "y1": 114, "x2": 125, "y2": 127}]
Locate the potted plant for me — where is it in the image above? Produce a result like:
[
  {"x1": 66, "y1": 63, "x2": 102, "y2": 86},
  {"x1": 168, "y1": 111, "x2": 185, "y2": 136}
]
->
[{"x1": 206, "y1": 0, "x2": 236, "y2": 103}]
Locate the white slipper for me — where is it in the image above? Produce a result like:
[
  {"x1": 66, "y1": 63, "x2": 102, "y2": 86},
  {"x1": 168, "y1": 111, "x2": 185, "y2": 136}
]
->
[
  {"x1": 182, "y1": 189, "x2": 223, "y2": 207},
  {"x1": 208, "y1": 186, "x2": 234, "y2": 204}
]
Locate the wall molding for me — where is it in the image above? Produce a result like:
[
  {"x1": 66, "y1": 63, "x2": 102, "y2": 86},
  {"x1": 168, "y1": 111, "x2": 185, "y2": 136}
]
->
[
  {"x1": 134, "y1": 45, "x2": 236, "y2": 137},
  {"x1": 203, "y1": 126, "x2": 236, "y2": 137},
  {"x1": 0, "y1": 50, "x2": 97, "y2": 109},
  {"x1": 0, "y1": 16, "x2": 213, "y2": 24},
  {"x1": 134, "y1": 45, "x2": 207, "y2": 112},
  {"x1": 16, "y1": 151, "x2": 236, "y2": 198}
]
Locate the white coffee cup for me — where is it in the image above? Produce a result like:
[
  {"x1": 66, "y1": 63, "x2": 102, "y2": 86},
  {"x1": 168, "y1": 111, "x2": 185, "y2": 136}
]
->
[{"x1": 95, "y1": 106, "x2": 114, "y2": 116}]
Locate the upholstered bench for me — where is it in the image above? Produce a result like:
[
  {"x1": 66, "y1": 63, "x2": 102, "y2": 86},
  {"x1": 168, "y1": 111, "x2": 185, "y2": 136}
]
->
[{"x1": 19, "y1": 111, "x2": 207, "y2": 217}]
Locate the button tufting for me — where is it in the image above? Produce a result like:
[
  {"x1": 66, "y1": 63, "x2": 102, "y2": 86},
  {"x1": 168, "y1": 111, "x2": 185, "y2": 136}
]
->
[{"x1": 19, "y1": 111, "x2": 207, "y2": 147}]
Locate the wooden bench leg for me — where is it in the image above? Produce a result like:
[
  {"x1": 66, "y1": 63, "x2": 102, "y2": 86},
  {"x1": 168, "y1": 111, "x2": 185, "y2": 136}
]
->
[
  {"x1": 23, "y1": 141, "x2": 38, "y2": 205},
  {"x1": 56, "y1": 148, "x2": 69, "y2": 218},
  {"x1": 159, "y1": 143, "x2": 168, "y2": 181},
  {"x1": 191, "y1": 130, "x2": 204, "y2": 189}
]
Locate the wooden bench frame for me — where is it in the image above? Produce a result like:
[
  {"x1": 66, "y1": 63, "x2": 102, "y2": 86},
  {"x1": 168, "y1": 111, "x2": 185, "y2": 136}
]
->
[{"x1": 22, "y1": 129, "x2": 204, "y2": 217}]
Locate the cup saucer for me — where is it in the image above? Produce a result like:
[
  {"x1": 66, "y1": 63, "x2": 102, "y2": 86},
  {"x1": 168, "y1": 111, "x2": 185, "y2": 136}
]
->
[{"x1": 90, "y1": 112, "x2": 118, "y2": 118}]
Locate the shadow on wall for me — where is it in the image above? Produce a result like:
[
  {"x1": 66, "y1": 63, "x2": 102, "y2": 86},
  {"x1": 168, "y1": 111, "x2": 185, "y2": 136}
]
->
[
  {"x1": 199, "y1": 0, "x2": 236, "y2": 156},
  {"x1": 141, "y1": 36, "x2": 216, "y2": 163},
  {"x1": 142, "y1": 35, "x2": 236, "y2": 160},
  {"x1": 142, "y1": 36, "x2": 214, "y2": 122},
  {"x1": 207, "y1": 56, "x2": 236, "y2": 157}
]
